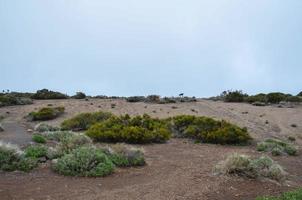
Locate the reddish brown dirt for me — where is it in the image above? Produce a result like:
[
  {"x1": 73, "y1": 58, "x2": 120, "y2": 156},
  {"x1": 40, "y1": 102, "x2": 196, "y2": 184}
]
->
[
  {"x1": 0, "y1": 99, "x2": 301, "y2": 200},
  {"x1": 0, "y1": 139, "x2": 302, "y2": 200}
]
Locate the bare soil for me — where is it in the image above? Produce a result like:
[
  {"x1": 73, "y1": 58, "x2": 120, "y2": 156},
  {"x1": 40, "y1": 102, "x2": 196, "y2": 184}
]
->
[{"x1": 0, "y1": 99, "x2": 301, "y2": 200}]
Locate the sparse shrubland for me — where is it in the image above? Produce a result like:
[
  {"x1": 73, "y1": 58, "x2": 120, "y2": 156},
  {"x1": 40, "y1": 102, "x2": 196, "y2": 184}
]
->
[
  {"x1": 31, "y1": 89, "x2": 68, "y2": 99},
  {"x1": 28, "y1": 107, "x2": 65, "y2": 121},
  {"x1": 86, "y1": 114, "x2": 171, "y2": 144},
  {"x1": 61, "y1": 111, "x2": 113, "y2": 131},
  {"x1": 257, "y1": 138, "x2": 297, "y2": 156},
  {"x1": 168, "y1": 115, "x2": 251, "y2": 145},
  {"x1": 256, "y1": 188, "x2": 302, "y2": 200},
  {"x1": 214, "y1": 153, "x2": 286, "y2": 181}
]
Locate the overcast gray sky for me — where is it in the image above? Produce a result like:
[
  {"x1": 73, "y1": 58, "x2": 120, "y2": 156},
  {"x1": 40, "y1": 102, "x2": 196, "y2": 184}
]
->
[{"x1": 1, "y1": 0, "x2": 301, "y2": 97}]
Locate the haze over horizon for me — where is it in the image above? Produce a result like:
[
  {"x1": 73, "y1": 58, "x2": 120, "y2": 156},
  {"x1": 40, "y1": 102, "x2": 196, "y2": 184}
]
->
[{"x1": 1, "y1": 1, "x2": 302, "y2": 97}]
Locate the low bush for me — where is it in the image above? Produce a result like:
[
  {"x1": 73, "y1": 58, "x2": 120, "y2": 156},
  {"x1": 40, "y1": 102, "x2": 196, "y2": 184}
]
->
[
  {"x1": 34, "y1": 123, "x2": 60, "y2": 132},
  {"x1": 222, "y1": 90, "x2": 248, "y2": 102},
  {"x1": 0, "y1": 94, "x2": 33, "y2": 107},
  {"x1": 86, "y1": 114, "x2": 171, "y2": 144},
  {"x1": 266, "y1": 93, "x2": 288, "y2": 104},
  {"x1": 146, "y1": 95, "x2": 160, "y2": 103},
  {"x1": 53, "y1": 146, "x2": 115, "y2": 177},
  {"x1": 103, "y1": 144, "x2": 145, "y2": 167},
  {"x1": 214, "y1": 153, "x2": 286, "y2": 181},
  {"x1": 256, "y1": 188, "x2": 302, "y2": 200},
  {"x1": 126, "y1": 96, "x2": 146, "y2": 102},
  {"x1": 298, "y1": 91, "x2": 302, "y2": 97},
  {"x1": 245, "y1": 93, "x2": 267, "y2": 103},
  {"x1": 0, "y1": 142, "x2": 37, "y2": 172},
  {"x1": 31, "y1": 89, "x2": 68, "y2": 99},
  {"x1": 168, "y1": 115, "x2": 251, "y2": 145},
  {"x1": 24, "y1": 145, "x2": 48, "y2": 159},
  {"x1": 32, "y1": 134, "x2": 47, "y2": 144},
  {"x1": 72, "y1": 92, "x2": 86, "y2": 99},
  {"x1": 286, "y1": 96, "x2": 302, "y2": 103},
  {"x1": 257, "y1": 138, "x2": 297, "y2": 156},
  {"x1": 61, "y1": 111, "x2": 113, "y2": 131},
  {"x1": 28, "y1": 107, "x2": 65, "y2": 121}
]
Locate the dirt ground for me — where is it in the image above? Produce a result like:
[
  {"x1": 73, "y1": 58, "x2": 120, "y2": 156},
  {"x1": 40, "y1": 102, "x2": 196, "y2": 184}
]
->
[{"x1": 0, "y1": 99, "x2": 301, "y2": 200}]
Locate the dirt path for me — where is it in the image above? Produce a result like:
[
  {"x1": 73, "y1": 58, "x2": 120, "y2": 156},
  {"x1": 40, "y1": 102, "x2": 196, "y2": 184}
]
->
[{"x1": 0, "y1": 121, "x2": 32, "y2": 147}]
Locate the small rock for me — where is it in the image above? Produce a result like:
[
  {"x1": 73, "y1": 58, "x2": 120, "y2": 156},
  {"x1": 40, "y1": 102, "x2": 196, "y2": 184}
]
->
[
  {"x1": 252, "y1": 102, "x2": 266, "y2": 106},
  {"x1": 27, "y1": 129, "x2": 33, "y2": 132},
  {"x1": 0, "y1": 124, "x2": 4, "y2": 132},
  {"x1": 38, "y1": 157, "x2": 47, "y2": 163}
]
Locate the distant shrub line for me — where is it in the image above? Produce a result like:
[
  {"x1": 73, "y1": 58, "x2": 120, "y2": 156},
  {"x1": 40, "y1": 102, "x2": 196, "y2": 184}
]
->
[
  {"x1": 126, "y1": 95, "x2": 197, "y2": 104},
  {"x1": 211, "y1": 90, "x2": 302, "y2": 105}
]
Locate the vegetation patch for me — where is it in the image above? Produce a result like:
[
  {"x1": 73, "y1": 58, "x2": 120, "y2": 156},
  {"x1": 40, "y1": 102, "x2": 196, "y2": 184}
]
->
[
  {"x1": 28, "y1": 107, "x2": 65, "y2": 121},
  {"x1": 103, "y1": 144, "x2": 145, "y2": 167},
  {"x1": 0, "y1": 93, "x2": 33, "y2": 107},
  {"x1": 34, "y1": 123, "x2": 60, "y2": 132},
  {"x1": 61, "y1": 111, "x2": 113, "y2": 131},
  {"x1": 214, "y1": 153, "x2": 286, "y2": 181},
  {"x1": 72, "y1": 92, "x2": 86, "y2": 99},
  {"x1": 53, "y1": 146, "x2": 114, "y2": 177},
  {"x1": 0, "y1": 142, "x2": 38, "y2": 172},
  {"x1": 24, "y1": 145, "x2": 48, "y2": 159},
  {"x1": 32, "y1": 134, "x2": 47, "y2": 144},
  {"x1": 31, "y1": 89, "x2": 68, "y2": 99},
  {"x1": 86, "y1": 114, "x2": 171, "y2": 144},
  {"x1": 256, "y1": 188, "x2": 302, "y2": 200},
  {"x1": 257, "y1": 138, "x2": 297, "y2": 156},
  {"x1": 168, "y1": 115, "x2": 251, "y2": 145}
]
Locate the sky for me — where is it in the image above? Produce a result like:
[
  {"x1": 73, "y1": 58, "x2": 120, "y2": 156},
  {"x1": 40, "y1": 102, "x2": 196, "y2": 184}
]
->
[{"x1": 0, "y1": 0, "x2": 302, "y2": 97}]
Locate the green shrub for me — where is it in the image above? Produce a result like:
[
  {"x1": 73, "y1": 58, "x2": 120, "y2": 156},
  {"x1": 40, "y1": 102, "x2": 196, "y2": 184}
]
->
[
  {"x1": 146, "y1": 95, "x2": 160, "y2": 103},
  {"x1": 53, "y1": 146, "x2": 114, "y2": 177},
  {"x1": 286, "y1": 96, "x2": 302, "y2": 103},
  {"x1": 168, "y1": 115, "x2": 251, "y2": 145},
  {"x1": 0, "y1": 142, "x2": 37, "y2": 172},
  {"x1": 257, "y1": 138, "x2": 297, "y2": 156},
  {"x1": 256, "y1": 188, "x2": 302, "y2": 200},
  {"x1": 31, "y1": 89, "x2": 68, "y2": 99},
  {"x1": 24, "y1": 145, "x2": 48, "y2": 159},
  {"x1": 222, "y1": 90, "x2": 248, "y2": 102},
  {"x1": 214, "y1": 154, "x2": 286, "y2": 181},
  {"x1": 266, "y1": 93, "x2": 288, "y2": 104},
  {"x1": 298, "y1": 91, "x2": 302, "y2": 97},
  {"x1": 72, "y1": 92, "x2": 86, "y2": 99},
  {"x1": 61, "y1": 111, "x2": 113, "y2": 131},
  {"x1": 86, "y1": 114, "x2": 171, "y2": 144},
  {"x1": 104, "y1": 144, "x2": 145, "y2": 167},
  {"x1": 28, "y1": 107, "x2": 65, "y2": 121},
  {"x1": 0, "y1": 94, "x2": 33, "y2": 107},
  {"x1": 17, "y1": 157, "x2": 38, "y2": 172},
  {"x1": 32, "y1": 134, "x2": 46, "y2": 144},
  {"x1": 245, "y1": 93, "x2": 267, "y2": 103},
  {"x1": 126, "y1": 96, "x2": 146, "y2": 102}
]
